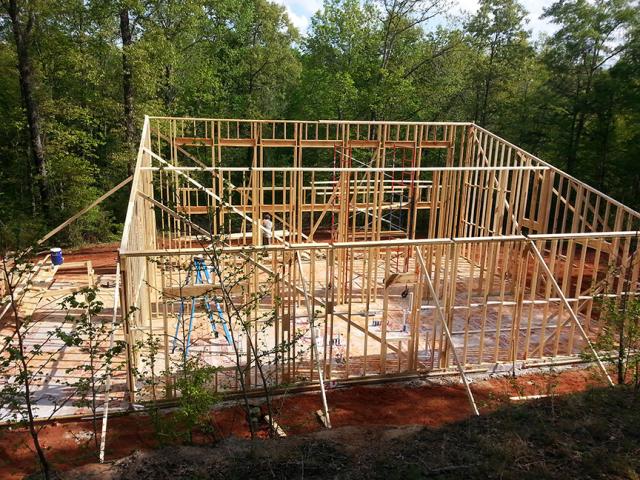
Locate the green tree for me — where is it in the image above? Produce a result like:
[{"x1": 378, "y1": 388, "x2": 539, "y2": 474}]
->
[
  {"x1": 1, "y1": 0, "x2": 131, "y2": 244},
  {"x1": 1, "y1": 0, "x2": 50, "y2": 216},
  {"x1": 173, "y1": 357, "x2": 220, "y2": 444},
  {"x1": 593, "y1": 295, "x2": 640, "y2": 388},
  {"x1": 604, "y1": 22, "x2": 640, "y2": 208},
  {"x1": 465, "y1": 0, "x2": 533, "y2": 128},
  {"x1": 540, "y1": 0, "x2": 637, "y2": 175},
  {"x1": 296, "y1": 0, "x2": 378, "y2": 119},
  {"x1": 297, "y1": 0, "x2": 465, "y2": 121}
]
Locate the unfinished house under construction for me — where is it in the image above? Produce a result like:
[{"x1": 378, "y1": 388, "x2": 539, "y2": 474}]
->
[{"x1": 119, "y1": 116, "x2": 640, "y2": 401}]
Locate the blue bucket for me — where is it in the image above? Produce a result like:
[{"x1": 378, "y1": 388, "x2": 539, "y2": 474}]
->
[{"x1": 50, "y1": 248, "x2": 64, "y2": 266}]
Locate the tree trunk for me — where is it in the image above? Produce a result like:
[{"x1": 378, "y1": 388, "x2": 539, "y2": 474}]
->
[
  {"x1": 480, "y1": 77, "x2": 491, "y2": 127},
  {"x1": 162, "y1": 64, "x2": 173, "y2": 111},
  {"x1": 570, "y1": 112, "x2": 586, "y2": 176},
  {"x1": 6, "y1": 0, "x2": 49, "y2": 216},
  {"x1": 597, "y1": 111, "x2": 611, "y2": 192},
  {"x1": 478, "y1": 42, "x2": 497, "y2": 128},
  {"x1": 119, "y1": 8, "x2": 136, "y2": 174},
  {"x1": 566, "y1": 109, "x2": 580, "y2": 176}
]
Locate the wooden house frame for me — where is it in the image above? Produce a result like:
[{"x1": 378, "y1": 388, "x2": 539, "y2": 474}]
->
[{"x1": 119, "y1": 116, "x2": 640, "y2": 401}]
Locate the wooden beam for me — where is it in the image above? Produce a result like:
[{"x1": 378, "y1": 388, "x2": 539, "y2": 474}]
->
[
  {"x1": 295, "y1": 252, "x2": 331, "y2": 429},
  {"x1": 384, "y1": 272, "x2": 417, "y2": 289},
  {"x1": 37, "y1": 176, "x2": 133, "y2": 245},
  {"x1": 174, "y1": 137, "x2": 213, "y2": 146},
  {"x1": 141, "y1": 165, "x2": 549, "y2": 173},
  {"x1": 263, "y1": 415, "x2": 287, "y2": 437},
  {"x1": 415, "y1": 246, "x2": 480, "y2": 416},
  {"x1": 163, "y1": 285, "x2": 221, "y2": 298},
  {"x1": 137, "y1": 191, "x2": 210, "y2": 237}
]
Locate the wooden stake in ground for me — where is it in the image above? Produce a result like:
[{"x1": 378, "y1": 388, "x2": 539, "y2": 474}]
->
[
  {"x1": 415, "y1": 246, "x2": 480, "y2": 416},
  {"x1": 296, "y1": 252, "x2": 332, "y2": 428}
]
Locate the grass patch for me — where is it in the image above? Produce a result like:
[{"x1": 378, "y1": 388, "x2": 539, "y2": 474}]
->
[{"x1": 380, "y1": 386, "x2": 640, "y2": 479}]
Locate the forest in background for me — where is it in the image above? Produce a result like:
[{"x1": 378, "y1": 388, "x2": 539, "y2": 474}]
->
[{"x1": 1, "y1": 0, "x2": 639, "y2": 248}]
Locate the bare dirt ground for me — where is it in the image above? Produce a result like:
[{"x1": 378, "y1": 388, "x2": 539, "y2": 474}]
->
[
  {"x1": 65, "y1": 381, "x2": 639, "y2": 480},
  {"x1": 0, "y1": 367, "x2": 608, "y2": 479},
  {"x1": 60, "y1": 243, "x2": 119, "y2": 274}
]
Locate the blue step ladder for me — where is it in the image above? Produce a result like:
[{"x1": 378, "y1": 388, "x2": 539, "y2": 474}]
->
[{"x1": 171, "y1": 256, "x2": 233, "y2": 356}]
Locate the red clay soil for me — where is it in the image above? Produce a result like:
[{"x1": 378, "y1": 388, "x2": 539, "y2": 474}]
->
[
  {"x1": 58, "y1": 243, "x2": 120, "y2": 275},
  {"x1": 0, "y1": 367, "x2": 606, "y2": 480}
]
